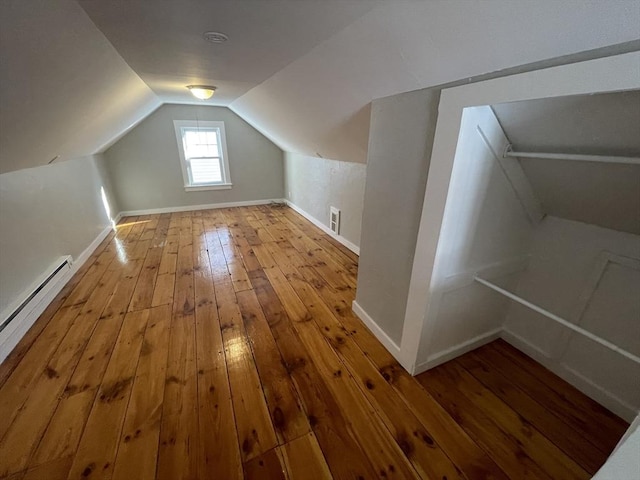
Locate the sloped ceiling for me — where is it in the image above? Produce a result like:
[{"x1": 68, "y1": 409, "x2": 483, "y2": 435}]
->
[
  {"x1": 0, "y1": 0, "x2": 161, "y2": 174},
  {"x1": 228, "y1": 1, "x2": 640, "y2": 163},
  {"x1": 77, "y1": 0, "x2": 381, "y2": 106},
  {"x1": 493, "y1": 91, "x2": 640, "y2": 235},
  {"x1": 2, "y1": 0, "x2": 639, "y2": 174}
]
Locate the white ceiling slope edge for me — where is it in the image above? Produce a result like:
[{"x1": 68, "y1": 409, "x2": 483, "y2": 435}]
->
[
  {"x1": 230, "y1": 0, "x2": 640, "y2": 164},
  {"x1": 0, "y1": 0, "x2": 161, "y2": 174},
  {"x1": 78, "y1": 0, "x2": 381, "y2": 107}
]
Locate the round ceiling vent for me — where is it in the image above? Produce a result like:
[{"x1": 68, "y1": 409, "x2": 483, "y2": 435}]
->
[{"x1": 203, "y1": 31, "x2": 229, "y2": 44}]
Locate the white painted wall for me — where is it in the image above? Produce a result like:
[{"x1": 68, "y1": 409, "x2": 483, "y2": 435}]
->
[
  {"x1": 105, "y1": 104, "x2": 284, "y2": 213},
  {"x1": 0, "y1": 154, "x2": 118, "y2": 315},
  {"x1": 355, "y1": 88, "x2": 440, "y2": 346},
  {"x1": 415, "y1": 106, "x2": 534, "y2": 369},
  {"x1": 503, "y1": 217, "x2": 640, "y2": 421},
  {"x1": 284, "y1": 152, "x2": 365, "y2": 250}
]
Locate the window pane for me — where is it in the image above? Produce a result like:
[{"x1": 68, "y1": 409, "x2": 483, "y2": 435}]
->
[
  {"x1": 184, "y1": 128, "x2": 218, "y2": 144},
  {"x1": 190, "y1": 157, "x2": 222, "y2": 184},
  {"x1": 186, "y1": 143, "x2": 220, "y2": 158},
  {"x1": 183, "y1": 129, "x2": 220, "y2": 158}
]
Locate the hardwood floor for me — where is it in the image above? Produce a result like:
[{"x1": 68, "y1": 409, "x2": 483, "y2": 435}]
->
[{"x1": 0, "y1": 205, "x2": 628, "y2": 479}]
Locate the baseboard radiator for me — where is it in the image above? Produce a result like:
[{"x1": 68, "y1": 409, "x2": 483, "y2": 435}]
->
[{"x1": 0, "y1": 256, "x2": 73, "y2": 362}]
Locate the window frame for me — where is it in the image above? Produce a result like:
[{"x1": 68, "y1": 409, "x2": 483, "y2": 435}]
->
[{"x1": 173, "y1": 120, "x2": 232, "y2": 191}]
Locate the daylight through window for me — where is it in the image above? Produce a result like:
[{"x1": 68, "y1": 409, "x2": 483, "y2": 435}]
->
[{"x1": 173, "y1": 120, "x2": 232, "y2": 191}]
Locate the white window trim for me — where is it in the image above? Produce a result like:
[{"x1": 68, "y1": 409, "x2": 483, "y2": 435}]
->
[{"x1": 173, "y1": 120, "x2": 232, "y2": 191}]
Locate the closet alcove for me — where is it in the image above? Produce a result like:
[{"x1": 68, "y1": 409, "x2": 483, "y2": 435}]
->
[{"x1": 415, "y1": 90, "x2": 640, "y2": 422}]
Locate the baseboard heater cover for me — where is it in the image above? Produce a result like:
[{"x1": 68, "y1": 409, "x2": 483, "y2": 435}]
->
[
  {"x1": 0, "y1": 256, "x2": 73, "y2": 334},
  {"x1": 0, "y1": 255, "x2": 72, "y2": 332}
]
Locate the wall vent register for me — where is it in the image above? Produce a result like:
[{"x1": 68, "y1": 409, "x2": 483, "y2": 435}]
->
[{"x1": 330, "y1": 206, "x2": 340, "y2": 234}]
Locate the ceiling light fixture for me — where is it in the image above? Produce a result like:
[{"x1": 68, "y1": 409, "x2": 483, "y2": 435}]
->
[
  {"x1": 187, "y1": 85, "x2": 217, "y2": 100},
  {"x1": 203, "y1": 31, "x2": 229, "y2": 44}
]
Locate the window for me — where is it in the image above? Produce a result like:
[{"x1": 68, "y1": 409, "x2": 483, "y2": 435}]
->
[{"x1": 173, "y1": 120, "x2": 232, "y2": 191}]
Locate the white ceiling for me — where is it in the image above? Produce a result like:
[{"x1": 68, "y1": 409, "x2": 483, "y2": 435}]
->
[
  {"x1": 78, "y1": 0, "x2": 380, "y2": 106},
  {"x1": 493, "y1": 91, "x2": 640, "y2": 235},
  {"x1": 1, "y1": 0, "x2": 639, "y2": 174}
]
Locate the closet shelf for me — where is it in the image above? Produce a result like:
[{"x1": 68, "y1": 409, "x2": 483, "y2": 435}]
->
[
  {"x1": 504, "y1": 147, "x2": 640, "y2": 166},
  {"x1": 474, "y1": 276, "x2": 640, "y2": 365}
]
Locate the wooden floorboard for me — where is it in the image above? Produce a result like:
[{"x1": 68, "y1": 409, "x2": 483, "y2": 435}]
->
[{"x1": 0, "y1": 205, "x2": 628, "y2": 479}]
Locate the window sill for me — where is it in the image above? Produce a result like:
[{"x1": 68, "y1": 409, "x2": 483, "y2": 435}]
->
[{"x1": 184, "y1": 183, "x2": 233, "y2": 192}]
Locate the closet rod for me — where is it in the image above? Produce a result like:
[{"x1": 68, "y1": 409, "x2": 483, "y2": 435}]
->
[
  {"x1": 474, "y1": 276, "x2": 640, "y2": 365},
  {"x1": 504, "y1": 150, "x2": 640, "y2": 166}
]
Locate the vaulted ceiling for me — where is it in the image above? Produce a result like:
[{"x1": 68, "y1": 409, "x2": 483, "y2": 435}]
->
[{"x1": 1, "y1": 0, "x2": 639, "y2": 174}]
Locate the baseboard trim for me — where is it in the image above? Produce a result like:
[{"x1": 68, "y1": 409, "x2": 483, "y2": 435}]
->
[
  {"x1": 284, "y1": 200, "x2": 360, "y2": 255},
  {"x1": 74, "y1": 221, "x2": 116, "y2": 270},
  {"x1": 119, "y1": 198, "x2": 285, "y2": 217},
  {"x1": 352, "y1": 301, "x2": 402, "y2": 361},
  {"x1": 0, "y1": 222, "x2": 115, "y2": 363},
  {"x1": 414, "y1": 328, "x2": 502, "y2": 375}
]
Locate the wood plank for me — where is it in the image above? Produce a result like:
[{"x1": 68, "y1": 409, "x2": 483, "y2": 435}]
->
[
  {"x1": 22, "y1": 456, "x2": 73, "y2": 480},
  {"x1": 173, "y1": 242, "x2": 195, "y2": 318},
  {"x1": 438, "y1": 359, "x2": 590, "y2": 479},
  {"x1": 30, "y1": 388, "x2": 96, "y2": 467},
  {"x1": 236, "y1": 289, "x2": 311, "y2": 443},
  {"x1": 227, "y1": 260, "x2": 252, "y2": 292},
  {"x1": 157, "y1": 224, "x2": 179, "y2": 276},
  {"x1": 0, "y1": 305, "x2": 98, "y2": 476},
  {"x1": 196, "y1": 370, "x2": 242, "y2": 479},
  {"x1": 128, "y1": 246, "x2": 163, "y2": 311},
  {"x1": 280, "y1": 432, "x2": 333, "y2": 480},
  {"x1": 263, "y1": 267, "x2": 418, "y2": 479},
  {"x1": 100, "y1": 258, "x2": 144, "y2": 320},
  {"x1": 63, "y1": 248, "x2": 117, "y2": 307},
  {"x1": 158, "y1": 251, "x2": 178, "y2": 276},
  {"x1": 293, "y1": 263, "x2": 509, "y2": 479},
  {"x1": 66, "y1": 309, "x2": 149, "y2": 480},
  {"x1": 237, "y1": 242, "x2": 264, "y2": 273},
  {"x1": 64, "y1": 313, "x2": 125, "y2": 397},
  {"x1": 379, "y1": 362, "x2": 509, "y2": 480},
  {"x1": 284, "y1": 231, "x2": 356, "y2": 291},
  {"x1": 0, "y1": 304, "x2": 82, "y2": 439},
  {"x1": 243, "y1": 447, "x2": 287, "y2": 480},
  {"x1": 248, "y1": 269, "x2": 379, "y2": 479},
  {"x1": 487, "y1": 340, "x2": 627, "y2": 452},
  {"x1": 216, "y1": 282, "x2": 277, "y2": 462},
  {"x1": 458, "y1": 351, "x2": 607, "y2": 475},
  {"x1": 111, "y1": 305, "x2": 172, "y2": 480},
  {"x1": 204, "y1": 228, "x2": 232, "y2": 284},
  {"x1": 193, "y1": 244, "x2": 242, "y2": 479},
  {"x1": 251, "y1": 244, "x2": 277, "y2": 270},
  {"x1": 419, "y1": 362, "x2": 553, "y2": 479},
  {"x1": 130, "y1": 239, "x2": 153, "y2": 260},
  {"x1": 278, "y1": 209, "x2": 358, "y2": 272},
  {"x1": 151, "y1": 273, "x2": 175, "y2": 307},
  {"x1": 156, "y1": 313, "x2": 198, "y2": 480},
  {"x1": 283, "y1": 269, "x2": 463, "y2": 479}
]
